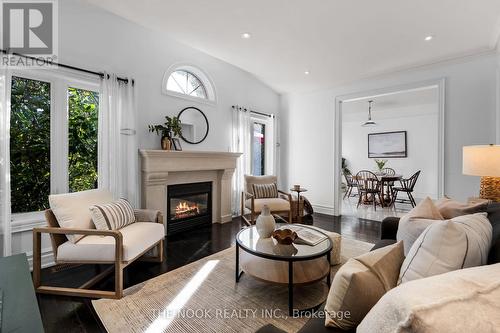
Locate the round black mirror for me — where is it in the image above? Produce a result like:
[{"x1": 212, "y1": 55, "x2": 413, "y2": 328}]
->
[{"x1": 178, "y1": 107, "x2": 209, "y2": 144}]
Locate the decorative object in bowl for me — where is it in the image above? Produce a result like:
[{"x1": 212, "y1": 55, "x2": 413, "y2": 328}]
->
[{"x1": 272, "y1": 229, "x2": 298, "y2": 245}]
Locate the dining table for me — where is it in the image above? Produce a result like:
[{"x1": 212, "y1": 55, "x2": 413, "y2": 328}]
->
[{"x1": 353, "y1": 172, "x2": 403, "y2": 207}]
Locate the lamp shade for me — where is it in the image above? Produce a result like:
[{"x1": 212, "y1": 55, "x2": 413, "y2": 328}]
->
[{"x1": 463, "y1": 145, "x2": 500, "y2": 177}]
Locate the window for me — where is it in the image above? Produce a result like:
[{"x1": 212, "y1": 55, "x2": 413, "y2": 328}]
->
[
  {"x1": 9, "y1": 72, "x2": 100, "y2": 218},
  {"x1": 167, "y1": 70, "x2": 207, "y2": 99},
  {"x1": 252, "y1": 122, "x2": 266, "y2": 176},
  {"x1": 163, "y1": 64, "x2": 216, "y2": 103},
  {"x1": 10, "y1": 76, "x2": 51, "y2": 213},
  {"x1": 68, "y1": 87, "x2": 99, "y2": 192}
]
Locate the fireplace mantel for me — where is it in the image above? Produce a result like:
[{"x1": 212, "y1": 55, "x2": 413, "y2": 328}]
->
[{"x1": 139, "y1": 150, "x2": 242, "y2": 228}]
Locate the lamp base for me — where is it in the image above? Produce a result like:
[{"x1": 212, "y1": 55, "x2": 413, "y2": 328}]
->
[{"x1": 479, "y1": 176, "x2": 500, "y2": 202}]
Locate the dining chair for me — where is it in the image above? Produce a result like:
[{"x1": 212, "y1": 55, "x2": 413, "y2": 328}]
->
[
  {"x1": 390, "y1": 170, "x2": 421, "y2": 207},
  {"x1": 343, "y1": 170, "x2": 358, "y2": 199},
  {"x1": 381, "y1": 167, "x2": 396, "y2": 201},
  {"x1": 355, "y1": 170, "x2": 382, "y2": 211},
  {"x1": 382, "y1": 167, "x2": 395, "y2": 175}
]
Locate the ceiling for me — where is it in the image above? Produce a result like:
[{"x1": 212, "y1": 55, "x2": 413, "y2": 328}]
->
[
  {"x1": 342, "y1": 87, "x2": 439, "y2": 122},
  {"x1": 86, "y1": 0, "x2": 500, "y2": 94}
]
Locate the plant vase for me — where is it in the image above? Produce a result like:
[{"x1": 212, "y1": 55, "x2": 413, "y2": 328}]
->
[
  {"x1": 161, "y1": 136, "x2": 172, "y2": 150},
  {"x1": 256, "y1": 205, "x2": 276, "y2": 238}
]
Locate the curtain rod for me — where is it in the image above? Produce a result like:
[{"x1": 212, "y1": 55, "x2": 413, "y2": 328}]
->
[
  {"x1": 231, "y1": 105, "x2": 273, "y2": 118},
  {"x1": 0, "y1": 49, "x2": 134, "y2": 85}
]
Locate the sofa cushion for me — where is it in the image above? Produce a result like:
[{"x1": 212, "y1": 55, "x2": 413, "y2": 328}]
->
[
  {"x1": 324, "y1": 241, "x2": 404, "y2": 330},
  {"x1": 56, "y1": 222, "x2": 164, "y2": 262},
  {"x1": 396, "y1": 197, "x2": 444, "y2": 255},
  {"x1": 399, "y1": 213, "x2": 492, "y2": 284},
  {"x1": 49, "y1": 189, "x2": 114, "y2": 243},
  {"x1": 358, "y1": 263, "x2": 500, "y2": 333},
  {"x1": 435, "y1": 197, "x2": 489, "y2": 219},
  {"x1": 90, "y1": 199, "x2": 136, "y2": 230},
  {"x1": 245, "y1": 198, "x2": 290, "y2": 212}
]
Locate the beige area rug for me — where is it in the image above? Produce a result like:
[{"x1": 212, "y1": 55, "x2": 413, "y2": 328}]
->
[{"x1": 92, "y1": 237, "x2": 373, "y2": 333}]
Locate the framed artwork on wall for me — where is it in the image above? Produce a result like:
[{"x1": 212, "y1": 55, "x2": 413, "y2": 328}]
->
[{"x1": 368, "y1": 131, "x2": 407, "y2": 158}]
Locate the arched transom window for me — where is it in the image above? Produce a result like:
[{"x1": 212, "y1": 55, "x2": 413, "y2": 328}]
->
[
  {"x1": 163, "y1": 64, "x2": 216, "y2": 103},
  {"x1": 167, "y1": 70, "x2": 207, "y2": 99}
]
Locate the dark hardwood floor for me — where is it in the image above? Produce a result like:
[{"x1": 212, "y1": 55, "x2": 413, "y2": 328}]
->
[{"x1": 36, "y1": 213, "x2": 381, "y2": 333}]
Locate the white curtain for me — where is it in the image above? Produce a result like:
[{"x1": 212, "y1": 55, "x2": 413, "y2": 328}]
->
[
  {"x1": 99, "y1": 74, "x2": 139, "y2": 207},
  {"x1": 231, "y1": 106, "x2": 251, "y2": 215},
  {"x1": 0, "y1": 67, "x2": 11, "y2": 257}
]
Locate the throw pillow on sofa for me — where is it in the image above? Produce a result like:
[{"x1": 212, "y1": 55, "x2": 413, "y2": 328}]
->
[
  {"x1": 49, "y1": 189, "x2": 114, "y2": 243},
  {"x1": 399, "y1": 213, "x2": 492, "y2": 284},
  {"x1": 435, "y1": 196, "x2": 489, "y2": 219},
  {"x1": 90, "y1": 198, "x2": 136, "y2": 230},
  {"x1": 324, "y1": 241, "x2": 404, "y2": 330},
  {"x1": 358, "y1": 263, "x2": 500, "y2": 333},
  {"x1": 396, "y1": 197, "x2": 444, "y2": 255}
]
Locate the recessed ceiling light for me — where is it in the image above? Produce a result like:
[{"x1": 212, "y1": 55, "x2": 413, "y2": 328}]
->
[
  {"x1": 241, "y1": 33, "x2": 251, "y2": 39},
  {"x1": 424, "y1": 35, "x2": 434, "y2": 41},
  {"x1": 304, "y1": 70, "x2": 310, "y2": 75}
]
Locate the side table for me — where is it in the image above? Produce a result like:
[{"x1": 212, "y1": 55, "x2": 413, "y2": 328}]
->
[{"x1": 290, "y1": 187, "x2": 307, "y2": 223}]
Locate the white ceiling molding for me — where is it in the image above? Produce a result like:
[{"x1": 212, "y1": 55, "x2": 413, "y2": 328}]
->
[{"x1": 87, "y1": 0, "x2": 500, "y2": 94}]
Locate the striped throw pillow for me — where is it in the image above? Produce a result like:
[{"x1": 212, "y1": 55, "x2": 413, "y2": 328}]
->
[
  {"x1": 253, "y1": 183, "x2": 279, "y2": 199},
  {"x1": 89, "y1": 199, "x2": 136, "y2": 230}
]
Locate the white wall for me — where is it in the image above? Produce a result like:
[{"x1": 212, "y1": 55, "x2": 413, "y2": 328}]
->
[
  {"x1": 58, "y1": 0, "x2": 280, "y2": 152},
  {"x1": 12, "y1": 0, "x2": 280, "y2": 266},
  {"x1": 342, "y1": 104, "x2": 439, "y2": 199},
  {"x1": 280, "y1": 52, "x2": 498, "y2": 215}
]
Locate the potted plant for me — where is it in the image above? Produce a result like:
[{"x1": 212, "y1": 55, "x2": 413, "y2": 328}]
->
[
  {"x1": 374, "y1": 159, "x2": 388, "y2": 173},
  {"x1": 148, "y1": 116, "x2": 182, "y2": 150},
  {"x1": 341, "y1": 158, "x2": 351, "y2": 192}
]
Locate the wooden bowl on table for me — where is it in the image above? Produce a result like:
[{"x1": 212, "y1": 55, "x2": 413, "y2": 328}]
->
[{"x1": 272, "y1": 229, "x2": 298, "y2": 245}]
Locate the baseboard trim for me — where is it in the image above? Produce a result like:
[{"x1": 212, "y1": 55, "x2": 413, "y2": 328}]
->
[
  {"x1": 25, "y1": 247, "x2": 55, "y2": 270},
  {"x1": 312, "y1": 204, "x2": 336, "y2": 216}
]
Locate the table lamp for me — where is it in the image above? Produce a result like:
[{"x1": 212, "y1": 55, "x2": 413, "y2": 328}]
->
[{"x1": 463, "y1": 144, "x2": 500, "y2": 202}]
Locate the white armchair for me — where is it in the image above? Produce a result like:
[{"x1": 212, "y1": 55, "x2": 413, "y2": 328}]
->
[
  {"x1": 241, "y1": 175, "x2": 292, "y2": 225},
  {"x1": 32, "y1": 189, "x2": 165, "y2": 299}
]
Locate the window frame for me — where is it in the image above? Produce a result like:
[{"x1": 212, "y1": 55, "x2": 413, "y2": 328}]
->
[
  {"x1": 251, "y1": 121, "x2": 266, "y2": 176},
  {"x1": 162, "y1": 63, "x2": 217, "y2": 105},
  {"x1": 250, "y1": 114, "x2": 276, "y2": 177},
  {"x1": 8, "y1": 68, "x2": 100, "y2": 228}
]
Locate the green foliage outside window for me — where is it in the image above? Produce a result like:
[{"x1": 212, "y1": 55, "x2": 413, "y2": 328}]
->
[
  {"x1": 10, "y1": 77, "x2": 99, "y2": 213},
  {"x1": 10, "y1": 76, "x2": 51, "y2": 213},
  {"x1": 68, "y1": 87, "x2": 99, "y2": 193}
]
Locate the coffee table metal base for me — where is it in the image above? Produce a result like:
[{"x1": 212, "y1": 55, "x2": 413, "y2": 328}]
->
[{"x1": 235, "y1": 242, "x2": 331, "y2": 317}]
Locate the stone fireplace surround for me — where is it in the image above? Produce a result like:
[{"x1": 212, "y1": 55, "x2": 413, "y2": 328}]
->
[{"x1": 139, "y1": 150, "x2": 241, "y2": 234}]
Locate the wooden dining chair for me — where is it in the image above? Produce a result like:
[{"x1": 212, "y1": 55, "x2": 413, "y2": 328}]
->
[
  {"x1": 381, "y1": 167, "x2": 396, "y2": 200},
  {"x1": 382, "y1": 167, "x2": 395, "y2": 175},
  {"x1": 391, "y1": 170, "x2": 421, "y2": 207},
  {"x1": 355, "y1": 170, "x2": 382, "y2": 211},
  {"x1": 343, "y1": 170, "x2": 358, "y2": 199}
]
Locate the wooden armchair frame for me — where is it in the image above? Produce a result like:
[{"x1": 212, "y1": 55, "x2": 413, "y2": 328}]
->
[
  {"x1": 241, "y1": 189, "x2": 292, "y2": 226},
  {"x1": 32, "y1": 210, "x2": 164, "y2": 299}
]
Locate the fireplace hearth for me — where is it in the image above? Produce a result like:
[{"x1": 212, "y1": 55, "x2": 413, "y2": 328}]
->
[{"x1": 167, "y1": 182, "x2": 212, "y2": 235}]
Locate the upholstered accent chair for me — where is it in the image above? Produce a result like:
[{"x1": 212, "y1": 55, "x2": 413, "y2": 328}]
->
[
  {"x1": 32, "y1": 189, "x2": 165, "y2": 299},
  {"x1": 241, "y1": 175, "x2": 292, "y2": 225}
]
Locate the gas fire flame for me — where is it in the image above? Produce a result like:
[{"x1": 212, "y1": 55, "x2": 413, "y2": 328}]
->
[{"x1": 175, "y1": 201, "x2": 200, "y2": 218}]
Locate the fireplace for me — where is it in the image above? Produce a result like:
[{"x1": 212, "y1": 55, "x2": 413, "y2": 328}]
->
[{"x1": 167, "y1": 181, "x2": 212, "y2": 235}]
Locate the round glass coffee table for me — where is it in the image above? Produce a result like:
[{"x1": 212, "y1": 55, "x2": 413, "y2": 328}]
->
[{"x1": 235, "y1": 223, "x2": 332, "y2": 316}]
